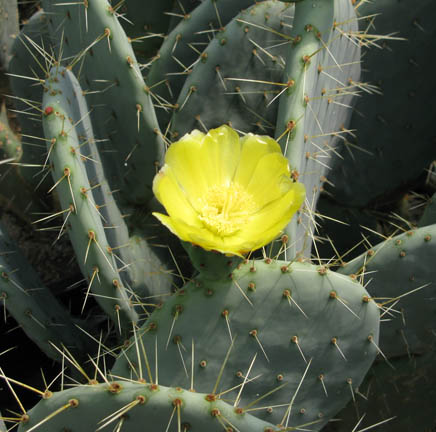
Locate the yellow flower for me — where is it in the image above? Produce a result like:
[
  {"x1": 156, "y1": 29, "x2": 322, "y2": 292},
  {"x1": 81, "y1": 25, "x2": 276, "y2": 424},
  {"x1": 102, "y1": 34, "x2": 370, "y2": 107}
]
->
[{"x1": 152, "y1": 125, "x2": 305, "y2": 256}]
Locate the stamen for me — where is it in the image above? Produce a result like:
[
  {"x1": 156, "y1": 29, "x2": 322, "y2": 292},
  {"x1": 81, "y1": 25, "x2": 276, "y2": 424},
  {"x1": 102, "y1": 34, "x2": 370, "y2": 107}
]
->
[{"x1": 197, "y1": 183, "x2": 255, "y2": 236}]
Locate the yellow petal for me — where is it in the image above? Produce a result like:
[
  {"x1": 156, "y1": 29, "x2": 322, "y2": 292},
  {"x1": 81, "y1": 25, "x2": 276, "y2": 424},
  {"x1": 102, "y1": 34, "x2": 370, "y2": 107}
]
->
[
  {"x1": 152, "y1": 125, "x2": 306, "y2": 257},
  {"x1": 233, "y1": 134, "x2": 281, "y2": 186},
  {"x1": 164, "y1": 130, "x2": 210, "y2": 206},
  {"x1": 245, "y1": 153, "x2": 291, "y2": 209},
  {"x1": 164, "y1": 126, "x2": 241, "y2": 208},
  {"x1": 152, "y1": 165, "x2": 201, "y2": 227},
  {"x1": 153, "y1": 214, "x2": 242, "y2": 255},
  {"x1": 242, "y1": 182, "x2": 305, "y2": 241},
  {"x1": 202, "y1": 125, "x2": 241, "y2": 186}
]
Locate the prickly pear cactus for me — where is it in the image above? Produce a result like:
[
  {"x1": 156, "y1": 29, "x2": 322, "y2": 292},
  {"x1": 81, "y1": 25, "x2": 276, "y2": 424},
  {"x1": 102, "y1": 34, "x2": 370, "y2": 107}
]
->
[
  {"x1": 0, "y1": 0, "x2": 431, "y2": 431},
  {"x1": 0, "y1": 0, "x2": 18, "y2": 70}
]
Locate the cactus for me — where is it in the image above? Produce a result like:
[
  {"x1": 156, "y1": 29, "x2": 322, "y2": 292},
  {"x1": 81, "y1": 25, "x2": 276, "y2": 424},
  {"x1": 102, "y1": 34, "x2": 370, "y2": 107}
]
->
[
  {"x1": 326, "y1": 0, "x2": 436, "y2": 208},
  {"x1": 0, "y1": 0, "x2": 433, "y2": 431},
  {"x1": 0, "y1": 221, "x2": 92, "y2": 361},
  {"x1": 327, "y1": 224, "x2": 436, "y2": 431},
  {"x1": 111, "y1": 260, "x2": 379, "y2": 429},
  {"x1": 17, "y1": 381, "x2": 277, "y2": 432},
  {"x1": 0, "y1": 0, "x2": 19, "y2": 70}
]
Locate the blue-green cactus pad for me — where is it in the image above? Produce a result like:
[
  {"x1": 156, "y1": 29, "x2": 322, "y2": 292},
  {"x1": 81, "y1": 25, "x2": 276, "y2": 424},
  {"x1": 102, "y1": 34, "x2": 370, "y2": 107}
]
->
[
  {"x1": 339, "y1": 224, "x2": 436, "y2": 358},
  {"x1": 113, "y1": 259, "x2": 380, "y2": 429},
  {"x1": 17, "y1": 381, "x2": 277, "y2": 432}
]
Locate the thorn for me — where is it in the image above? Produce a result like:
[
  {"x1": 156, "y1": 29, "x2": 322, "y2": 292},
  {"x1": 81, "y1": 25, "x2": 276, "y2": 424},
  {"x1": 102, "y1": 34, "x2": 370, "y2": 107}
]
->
[
  {"x1": 234, "y1": 353, "x2": 257, "y2": 407},
  {"x1": 25, "y1": 399, "x2": 79, "y2": 432},
  {"x1": 281, "y1": 358, "x2": 313, "y2": 428},
  {"x1": 318, "y1": 373, "x2": 328, "y2": 397},
  {"x1": 212, "y1": 336, "x2": 236, "y2": 395},
  {"x1": 249, "y1": 329, "x2": 269, "y2": 362},
  {"x1": 82, "y1": 267, "x2": 98, "y2": 313},
  {"x1": 331, "y1": 337, "x2": 347, "y2": 361},
  {"x1": 290, "y1": 335, "x2": 307, "y2": 364},
  {"x1": 221, "y1": 309, "x2": 233, "y2": 342},
  {"x1": 329, "y1": 291, "x2": 360, "y2": 319},
  {"x1": 283, "y1": 289, "x2": 308, "y2": 319},
  {"x1": 190, "y1": 339, "x2": 195, "y2": 392},
  {"x1": 96, "y1": 396, "x2": 145, "y2": 431},
  {"x1": 232, "y1": 279, "x2": 253, "y2": 307},
  {"x1": 367, "y1": 335, "x2": 394, "y2": 369}
]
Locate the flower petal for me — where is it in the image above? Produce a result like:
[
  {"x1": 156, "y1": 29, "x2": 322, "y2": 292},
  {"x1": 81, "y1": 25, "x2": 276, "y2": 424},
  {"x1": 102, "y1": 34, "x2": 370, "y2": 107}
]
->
[
  {"x1": 203, "y1": 125, "x2": 241, "y2": 186},
  {"x1": 153, "y1": 125, "x2": 306, "y2": 257},
  {"x1": 233, "y1": 134, "x2": 281, "y2": 186},
  {"x1": 152, "y1": 213, "x2": 198, "y2": 245},
  {"x1": 164, "y1": 129, "x2": 210, "y2": 205},
  {"x1": 241, "y1": 182, "x2": 306, "y2": 242},
  {"x1": 152, "y1": 165, "x2": 201, "y2": 227},
  {"x1": 245, "y1": 152, "x2": 292, "y2": 209},
  {"x1": 173, "y1": 182, "x2": 304, "y2": 255},
  {"x1": 153, "y1": 214, "x2": 243, "y2": 256},
  {"x1": 164, "y1": 126, "x2": 241, "y2": 208}
]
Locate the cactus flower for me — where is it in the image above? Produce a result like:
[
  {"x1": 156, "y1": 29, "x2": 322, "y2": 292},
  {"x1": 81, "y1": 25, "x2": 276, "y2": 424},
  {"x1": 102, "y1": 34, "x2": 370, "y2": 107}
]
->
[{"x1": 152, "y1": 125, "x2": 305, "y2": 256}]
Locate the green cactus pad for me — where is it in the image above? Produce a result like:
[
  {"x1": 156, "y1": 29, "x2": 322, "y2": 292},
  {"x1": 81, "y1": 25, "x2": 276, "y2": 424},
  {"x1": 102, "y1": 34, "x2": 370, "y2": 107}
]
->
[
  {"x1": 42, "y1": 0, "x2": 165, "y2": 204},
  {"x1": 170, "y1": 1, "x2": 294, "y2": 137},
  {"x1": 275, "y1": 0, "x2": 360, "y2": 258},
  {"x1": 0, "y1": 102, "x2": 46, "y2": 218},
  {"x1": 339, "y1": 224, "x2": 436, "y2": 358},
  {"x1": 8, "y1": 10, "x2": 53, "y2": 194},
  {"x1": 58, "y1": 64, "x2": 174, "y2": 301},
  {"x1": 147, "y1": 0, "x2": 257, "y2": 129},
  {"x1": 327, "y1": 0, "x2": 436, "y2": 207},
  {"x1": 0, "y1": 103, "x2": 21, "y2": 161},
  {"x1": 42, "y1": 66, "x2": 138, "y2": 329},
  {"x1": 0, "y1": 0, "x2": 19, "y2": 70},
  {"x1": 418, "y1": 192, "x2": 436, "y2": 227},
  {"x1": 166, "y1": 0, "x2": 203, "y2": 33},
  {"x1": 16, "y1": 381, "x2": 277, "y2": 432},
  {"x1": 116, "y1": 0, "x2": 173, "y2": 65},
  {"x1": 333, "y1": 347, "x2": 436, "y2": 432},
  {"x1": 112, "y1": 259, "x2": 380, "y2": 429},
  {"x1": 314, "y1": 196, "x2": 380, "y2": 262},
  {"x1": 0, "y1": 222, "x2": 91, "y2": 361}
]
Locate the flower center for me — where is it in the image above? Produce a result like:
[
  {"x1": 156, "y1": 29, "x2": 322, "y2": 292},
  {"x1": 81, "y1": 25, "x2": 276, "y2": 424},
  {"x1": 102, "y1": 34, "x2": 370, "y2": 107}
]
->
[{"x1": 198, "y1": 183, "x2": 256, "y2": 236}]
